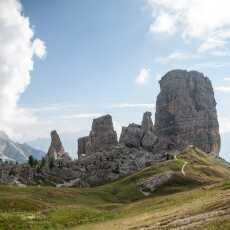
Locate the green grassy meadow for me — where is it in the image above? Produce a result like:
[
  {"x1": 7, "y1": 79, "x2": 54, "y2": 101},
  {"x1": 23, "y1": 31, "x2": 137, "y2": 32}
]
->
[{"x1": 0, "y1": 147, "x2": 230, "y2": 230}]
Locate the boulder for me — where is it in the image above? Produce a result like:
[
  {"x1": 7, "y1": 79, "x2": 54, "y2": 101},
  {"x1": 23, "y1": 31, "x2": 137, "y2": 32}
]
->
[{"x1": 138, "y1": 171, "x2": 176, "y2": 196}]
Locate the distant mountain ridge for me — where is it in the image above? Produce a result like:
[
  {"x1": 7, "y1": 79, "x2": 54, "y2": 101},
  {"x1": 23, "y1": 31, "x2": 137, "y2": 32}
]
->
[{"x1": 0, "y1": 131, "x2": 45, "y2": 163}]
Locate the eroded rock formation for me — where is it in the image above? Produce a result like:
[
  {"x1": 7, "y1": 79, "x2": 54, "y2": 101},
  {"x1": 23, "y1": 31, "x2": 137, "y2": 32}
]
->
[
  {"x1": 138, "y1": 171, "x2": 177, "y2": 196},
  {"x1": 119, "y1": 123, "x2": 143, "y2": 148},
  {"x1": 119, "y1": 112, "x2": 157, "y2": 151},
  {"x1": 0, "y1": 69, "x2": 221, "y2": 187},
  {"x1": 154, "y1": 70, "x2": 220, "y2": 156},
  {"x1": 47, "y1": 130, "x2": 71, "y2": 161},
  {"x1": 78, "y1": 114, "x2": 118, "y2": 158}
]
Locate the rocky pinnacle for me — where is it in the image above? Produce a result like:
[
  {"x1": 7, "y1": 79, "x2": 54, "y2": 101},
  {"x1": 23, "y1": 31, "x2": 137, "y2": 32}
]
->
[
  {"x1": 154, "y1": 69, "x2": 220, "y2": 156},
  {"x1": 47, "y1": 130, "x2": 71, "y2": 161}
]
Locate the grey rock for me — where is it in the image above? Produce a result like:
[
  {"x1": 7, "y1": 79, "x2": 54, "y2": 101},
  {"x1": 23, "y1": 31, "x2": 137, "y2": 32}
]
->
[
  {"x1": 141, "y1": 112, "x2": 158, "y2": 151},
  {"x1": 78, "y1": 136, "x2": 91, "y2": 158},
  {"x1": 141, "y1": 111, "x2": 154, "y2": 132},
  {"x1": 47, "y1": 130, "x2": 71, "y2": 161},
  {"x1": 120, "y1": 112, "x2": 157, "y2": 151},
  {"x1": 154, "y1": 70, "x2": 220, "y2": 156},
  {"x1": 141, "y1": 131, "x2": 158, "y2": 151},
  {"x1": 138, "y1": 171, "x2": 176, "y2": 196},
  {"x1": 69, "y1": 144, "x2": 164, "y2": 186},
  {"x1": 78, "y1": 114, "x2": 118, "y2": 158},
  {"x1": 0, "y1": 69, "x2": 221, "y2": 187},
  {"x1": 119, "y1": 124, "x2": 143, "y2": 148}
]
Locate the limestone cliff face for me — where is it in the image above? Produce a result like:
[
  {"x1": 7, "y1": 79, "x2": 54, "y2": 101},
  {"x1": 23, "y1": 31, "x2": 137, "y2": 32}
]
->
[
  {"x1": 78, "y1": 115, "x2": 118, "y2": 158},
  {"x1": 154, "y1": 70, "x2": 220, "y2": 156}
]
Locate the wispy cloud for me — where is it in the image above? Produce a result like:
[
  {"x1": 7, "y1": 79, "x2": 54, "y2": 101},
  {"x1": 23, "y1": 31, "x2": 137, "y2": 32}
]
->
[
  {"x1": 135, "y1": 68, "x2": 150, "y2": 85},
  {"x1": 198, "y1": 38, "x2": 226, "y2": 53},
  {"x1": 215, "y1": 86, "x2": 230, "y2": 93},
  {"x1": 147, "y1": 0, "x2": 230, "y2": 53},
  {"x1": 111, "y1": 103, "x2": 154, "y2": 109},
  {"x1": 219, "y1": 117, "x2": 230, "y2": 134},
  {"x1": 224, "y1": 77, "x2": 230, "y2": 81},
  {"x1": 191, "y1": 62, "x2": 230, "y2": 69},
  {"x1": 29, "y1": 104, "x2": 80, "y2": 113},
  {"x1": 155, "y1": 51, "x2": 200, "y2": 64},
  {"x1": 60, "y1": 113, "x2": 102, "y2": 120}
]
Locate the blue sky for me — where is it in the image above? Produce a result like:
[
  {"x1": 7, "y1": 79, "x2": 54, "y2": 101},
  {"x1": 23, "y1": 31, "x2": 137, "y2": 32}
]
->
[{"x1": 1, "y1": 0, "x2": 230, "y2": 160}]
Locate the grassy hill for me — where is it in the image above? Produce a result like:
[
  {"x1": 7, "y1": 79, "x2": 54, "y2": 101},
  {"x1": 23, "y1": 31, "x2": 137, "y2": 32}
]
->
[{"x1": 0, "y1": 147, "x2": 230, "y2": 230}]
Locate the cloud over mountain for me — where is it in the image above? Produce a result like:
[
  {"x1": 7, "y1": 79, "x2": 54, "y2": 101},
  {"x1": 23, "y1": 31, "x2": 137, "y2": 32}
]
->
[{"x1": 0, "y1": 0, "x2": 46, "y2": 138}]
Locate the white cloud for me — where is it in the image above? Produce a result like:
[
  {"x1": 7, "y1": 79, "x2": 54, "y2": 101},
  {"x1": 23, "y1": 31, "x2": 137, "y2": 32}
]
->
[
  {"x1": 155, "y1": 51, "x2": 199, "y2": 64},
  {"x1": 150, "y1": 12, "x2": 177, "y2": 35},
  {"x1": 0, "y1": 0, "x2": 46, "y2": 139},
  {"x1": 29, "y1": 104, "x2": 80, "y2": 113},
  {"x1": 33, "y1": 38, "x2": 46, "y2": 59},
  {"x1": 198, "y1": 38, "x2": 226, "y2": 53},
  {"x1": 147, "y1": 0, "x2": 230, "y2": 52},
  {"x1": 215, "y1": 86, "x2": 230, "y2": 93},
  {"x1": 111, "y1": 103, "x2": 154, "y2": 109},
  {"x1": 191, "y1": 62, "x2": 230, "y2": 69},
  {"x1": 219, "y1": 117, "x2": 230, "y2": 134},
  {"x1": 60, "y1": 113, "x2": 102, "y2": 120},
  {"x1": 224, "y1": 77, "x2": 230, "y2": 81},
  {"x1": 136, "y1": 68, "x2": 150, "y2": 85}
]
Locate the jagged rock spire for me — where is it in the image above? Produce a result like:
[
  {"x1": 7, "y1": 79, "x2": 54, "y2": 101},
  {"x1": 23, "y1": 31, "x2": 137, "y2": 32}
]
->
[
  {"x1": 47, "y1": 130, "x2": 71, "y2": 161},
  {"x1": 78, "y1": 114, "x2": 118, "y2": 158},
  {"x1": 119, "y1": 111, "x2": 157, "y2": 151}
]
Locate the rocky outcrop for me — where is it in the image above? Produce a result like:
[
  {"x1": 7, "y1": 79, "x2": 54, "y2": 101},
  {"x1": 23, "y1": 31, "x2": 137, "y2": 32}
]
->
[
  {"x1": 78, "y1": 115, "x2": 118, "y2": 158},
  {"x1": 0, "y1": 145, "x2": 165, "y2": 187},
  {"x1": 119, "y1": 124, "x2": 143, "y2": 148},
  {"x1": 0, "y1": 69, "x2": 221, "y2": 187},
  {"x1": 119, "y1": 112, "x2": 157, "y2": 151},
  {"x1": 138, "y1": 171, "x2": 177, "y2": 196},
  {"x1": 154, "y1": 70, "x2": 220, "y2": 156},
  {"x1": 47, "y1": 130, "x2": 71, "y2": 161},
  {"x1": 68, "y1": 145, "x2": 165, "y2": 186},
  {"x1": 142, "y1": 111, "x2": 154, "y2": 132}
]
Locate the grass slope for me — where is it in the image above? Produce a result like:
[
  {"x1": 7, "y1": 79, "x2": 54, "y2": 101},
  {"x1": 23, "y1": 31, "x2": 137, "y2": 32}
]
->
[{"x1": 0, "y1": 147, "x2": 230, "y2": 230}]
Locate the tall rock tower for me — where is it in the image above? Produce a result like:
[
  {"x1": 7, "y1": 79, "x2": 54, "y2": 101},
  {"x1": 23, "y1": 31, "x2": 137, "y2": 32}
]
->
[
  {"x1": 154, "y1": 70, "x2": 220, "y2": 156},
  {"x1": 47, "y1": 130, "x2": 71, "y2": 161},
  {"x1": 78, "y1": 114, "x2": 118, "y2": 158}
]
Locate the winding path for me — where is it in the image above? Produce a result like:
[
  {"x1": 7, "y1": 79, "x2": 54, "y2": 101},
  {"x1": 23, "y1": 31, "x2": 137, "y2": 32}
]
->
[
  {"x1": 181, "y1": 161, "x2": 188, "y2": 176},
  {"x1": 174, "y1": 155, "x2": 188, "y2": 176}
]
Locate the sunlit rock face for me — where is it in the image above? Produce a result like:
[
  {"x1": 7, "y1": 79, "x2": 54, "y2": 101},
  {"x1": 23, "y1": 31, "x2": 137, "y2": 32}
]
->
[
  {"x1": 47, "y1": 130, "x2": 71, "y2": 161},
  {"x1": 154, "y1": 69, "x2": 220, "y2": 156},
  {"x1": 78, "y1": 114, "x2": 118, "y2": 158}
]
